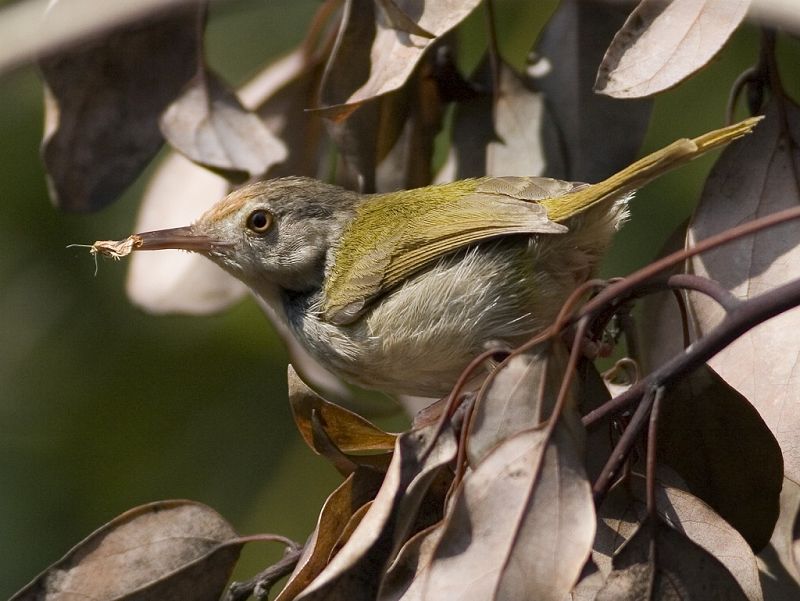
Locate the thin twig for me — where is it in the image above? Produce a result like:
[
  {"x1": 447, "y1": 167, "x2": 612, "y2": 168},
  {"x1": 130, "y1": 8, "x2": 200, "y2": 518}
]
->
[
  {"x1": 645, "y1": 386, "x2": 665, "y2": 517},
  {"x1": 666, "y1": 273, "x2": 741, "y2": 312},
  {"x1": 592, "y1": 385, "x2": 657, "y2": 504},
  {"x1": 225, "y1": 540, "x2": 304, "y2": 601}
]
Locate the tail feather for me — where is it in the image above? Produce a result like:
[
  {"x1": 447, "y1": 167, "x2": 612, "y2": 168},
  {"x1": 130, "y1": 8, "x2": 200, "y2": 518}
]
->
[{"x1": 542, "y1": 116, "x2": 763, "y2": 222}]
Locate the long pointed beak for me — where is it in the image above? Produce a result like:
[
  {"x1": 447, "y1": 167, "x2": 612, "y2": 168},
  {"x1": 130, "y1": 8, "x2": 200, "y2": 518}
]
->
[{"x1": 134, "y1": 226, "x2": 223, "y2": 252}]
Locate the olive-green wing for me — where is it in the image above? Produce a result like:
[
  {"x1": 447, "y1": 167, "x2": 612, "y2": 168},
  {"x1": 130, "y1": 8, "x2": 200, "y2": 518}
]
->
[{"x1": 322, "y1": 176, "x2": 583, "y2": 325}]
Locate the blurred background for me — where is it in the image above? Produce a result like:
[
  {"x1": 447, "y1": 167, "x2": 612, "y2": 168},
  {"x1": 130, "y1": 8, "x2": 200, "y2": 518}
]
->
[{"x1": 0, "y1": 0, "x2": 796, "y2": 596}]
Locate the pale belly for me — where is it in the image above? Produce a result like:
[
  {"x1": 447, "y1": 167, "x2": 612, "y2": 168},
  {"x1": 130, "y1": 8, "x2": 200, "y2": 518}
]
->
[{"x1": 286, "y1": 238, "x2": 577, "y2": 397}]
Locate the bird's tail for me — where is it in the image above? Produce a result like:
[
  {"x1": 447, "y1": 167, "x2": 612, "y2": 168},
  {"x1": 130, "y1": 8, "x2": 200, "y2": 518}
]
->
[{"x1": 541, "y1": 116, "x2": 763, "y2": 222}]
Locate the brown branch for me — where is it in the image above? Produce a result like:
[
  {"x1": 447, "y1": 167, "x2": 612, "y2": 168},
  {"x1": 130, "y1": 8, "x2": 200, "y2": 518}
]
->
[
  {"x1": 584, "y1": 274, "x2": 800, "y2": 428},
  {"x1": 225, "y1": 539, "x2": 304, "y2": 601}
]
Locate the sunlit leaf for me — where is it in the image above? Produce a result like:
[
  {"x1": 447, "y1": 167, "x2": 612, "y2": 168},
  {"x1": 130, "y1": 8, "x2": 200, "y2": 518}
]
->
[
  {"x1": 595, "y1": 0, "x2": 750, "y2": 98},
  {"x1": 295, "y1": 424, "x2": 456, "y2": 601},
  {"x1": 424, "y1": 421, "x2": 594, "y2": 601},
  {"x1": 276, "y1": 469, "x2": 384, "y2": 601},
  {"x1": 596, "y1": 516, "x2": 748, "y2": 600},
  {"x1": 39, "y1": 3, "x2": 202, "y2": 211},
  {"x1": 160, "y1": 68, "x2": 287, "y2": 178},
  {"x1": 529, "y1": 0, "x2": 653, "y2": 182},
  {"x1": 288, "y1": 366, "x2": 397, "y2": 456},
  {"x1": 687, "y1": 100, "x2": 800, "y2": 483},
  {"x1": 11, "y1": 500, "x2": 242, "y2": 601}
]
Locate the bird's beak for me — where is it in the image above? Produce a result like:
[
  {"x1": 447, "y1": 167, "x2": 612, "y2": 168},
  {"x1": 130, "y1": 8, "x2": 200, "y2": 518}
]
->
[{"x1": 133, "y1": 226, "x2": 224, "y2": 253}]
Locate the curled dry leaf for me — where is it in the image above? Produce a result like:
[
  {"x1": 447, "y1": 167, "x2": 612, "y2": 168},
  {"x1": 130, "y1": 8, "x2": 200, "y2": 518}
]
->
[
  {"x1": 594, "y1": 0, "x2": 750, "y2": 98},
  {"x1": 436, "y1": 58, "x2": 553, "y2": 182},
  {"x1": 378, "y1": 522, "x2": 443, "y2": 601},
  {"x1": 423, "y1": 421, "x2": 594, "y2": 601},
  {"x1": 39, "y1": 3, "x2": 202, "y2": 211},
  {"x1": 320, "y1": 0, "x2": 444, "y2": 192},
  {"x1": 687, "y1": 101, "x2": 800, "y2": 483},
  {"x1": 319, "y1": 0, "x2": 481, "y2": 111},
  {"x1": 276, "y1": 468, "x2": 385, "y2": 601},
  {"x1": 596, "y1": 516, "x2": 748, "y2": 600},
  {"x1": 11, "y1": 500, "x2": 243, "y2": 601},
  {"x1": 295, "y1": 423, "x2": 456, "y2": 601},
  {"x1": 309, "y1": 409, "x2": 394, "y2": 475},
  {"x1": 160, "y1": 69, "x2": 288, "y2": 178},
  {"x1": 288, "y1": 366, "x2": 397, "y2": 455},
  {"x1": 529, "y1": 0, "x2": 653, "y2": 182}
]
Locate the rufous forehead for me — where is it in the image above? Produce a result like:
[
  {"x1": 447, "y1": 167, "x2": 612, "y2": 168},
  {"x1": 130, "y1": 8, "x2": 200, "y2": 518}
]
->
[{"x1": 202, "y1": 186, "x2": 265, "y2": 223}]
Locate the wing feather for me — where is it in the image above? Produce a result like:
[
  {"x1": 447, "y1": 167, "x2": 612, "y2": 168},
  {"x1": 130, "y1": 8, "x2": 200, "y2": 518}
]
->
[{"x1": 323, "y1": 177, "x2": 579, "y2": 324}]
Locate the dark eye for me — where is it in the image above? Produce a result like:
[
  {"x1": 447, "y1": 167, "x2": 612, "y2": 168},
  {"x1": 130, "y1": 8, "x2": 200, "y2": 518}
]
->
[{"x1": 246, "y1": 209, "x2": 272, "y2": 234}]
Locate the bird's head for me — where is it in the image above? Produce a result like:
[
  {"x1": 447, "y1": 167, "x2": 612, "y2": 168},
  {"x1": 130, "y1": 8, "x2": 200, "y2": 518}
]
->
[{"x1": 133, "y1": 176, "x2": 360, "y2": 294}]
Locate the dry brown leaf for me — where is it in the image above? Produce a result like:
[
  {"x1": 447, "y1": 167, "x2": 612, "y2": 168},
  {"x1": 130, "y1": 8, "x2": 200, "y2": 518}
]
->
[
  {"x1": 657, "y1": 365, "x2": 783, "y2": 551},
  {"x1": 567, "y1": 560, "x2": 606, "y2": 601},
  {"x1": 309, "y1": 409, "x2": 394, "y2": 476},
  {"x1": 295, "y1": 424, "x2": 456, "y2": 601},
  {"x1": 596, "y1": 516, "x2": 748, "y2": 600},
  {"x1": 594, "y1": 0, "x2": 750, "y2": 98},
  {"x1": 756, "y1": 477, "x2": 800, "y2": 598},
  {"x1": 467, "y1": 342, "x2": 579, "y2": 466},
  {"x1": 160, "y1": 69, "x2": 287, "y2": 178},
  {"x1": 596, "y1": 475, "x2": 763, "y2": 599},
  {"x1": 276, "y1": 469, "x2": 384, "y2": 601},
  {"x1": 252, "y1": 42, "x2": 333, "y2": 180},
  {"x1": 288, "y1": 366, "x2": 397, "y2": 456},
  {"x1": 687, "y1": 100, "x2": 800, "y2": 483},
  {"x1": 529, "y1": 0, "x2": 653, "y2": 182},
  {"x1": 319, "y1": 0, "x2": 480, "y2": 111},
  {"x1": 436, "y1": 58, "x2": 553, "y2": 181},
  {"x1": 11, "y1": 500, "x2": 242, "y2": 601},
  {"x1": 423, "y1": 421, "x2": 594, "y2": 601},
  {"x1": 39, "y1": 3, "x2": 202, "y2": 211},
  {"x1": 795, "y1": 494, "x2": 800, "y2": 575},
  {"x1": 653, "y1": 482, "x2": 763, "y2": 600},
  {"x1": 320, "y1": 0, "x2": 445, "y2": 192}
]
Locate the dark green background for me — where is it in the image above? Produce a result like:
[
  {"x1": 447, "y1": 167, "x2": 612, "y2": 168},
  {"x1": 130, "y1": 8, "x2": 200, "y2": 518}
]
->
[{"x1": 1, "y1": 0, "x2": 796, "y2": 597}]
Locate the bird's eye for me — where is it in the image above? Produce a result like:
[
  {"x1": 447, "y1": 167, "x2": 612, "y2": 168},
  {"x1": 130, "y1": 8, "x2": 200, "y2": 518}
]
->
[{"x1": 246, "y1": 209, "x2": 272, "y2": 234}]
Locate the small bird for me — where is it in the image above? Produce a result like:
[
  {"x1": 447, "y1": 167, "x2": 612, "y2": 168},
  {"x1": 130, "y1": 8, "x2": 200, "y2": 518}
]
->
[{"x1": 91, "y1": 118, "x2": 759, "y2": 397}]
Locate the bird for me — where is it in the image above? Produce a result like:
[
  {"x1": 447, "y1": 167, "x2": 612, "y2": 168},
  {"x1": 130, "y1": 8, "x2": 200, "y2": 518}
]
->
[{"x1": 90, "y1": 117, "x2": 760, "y2": 398}]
